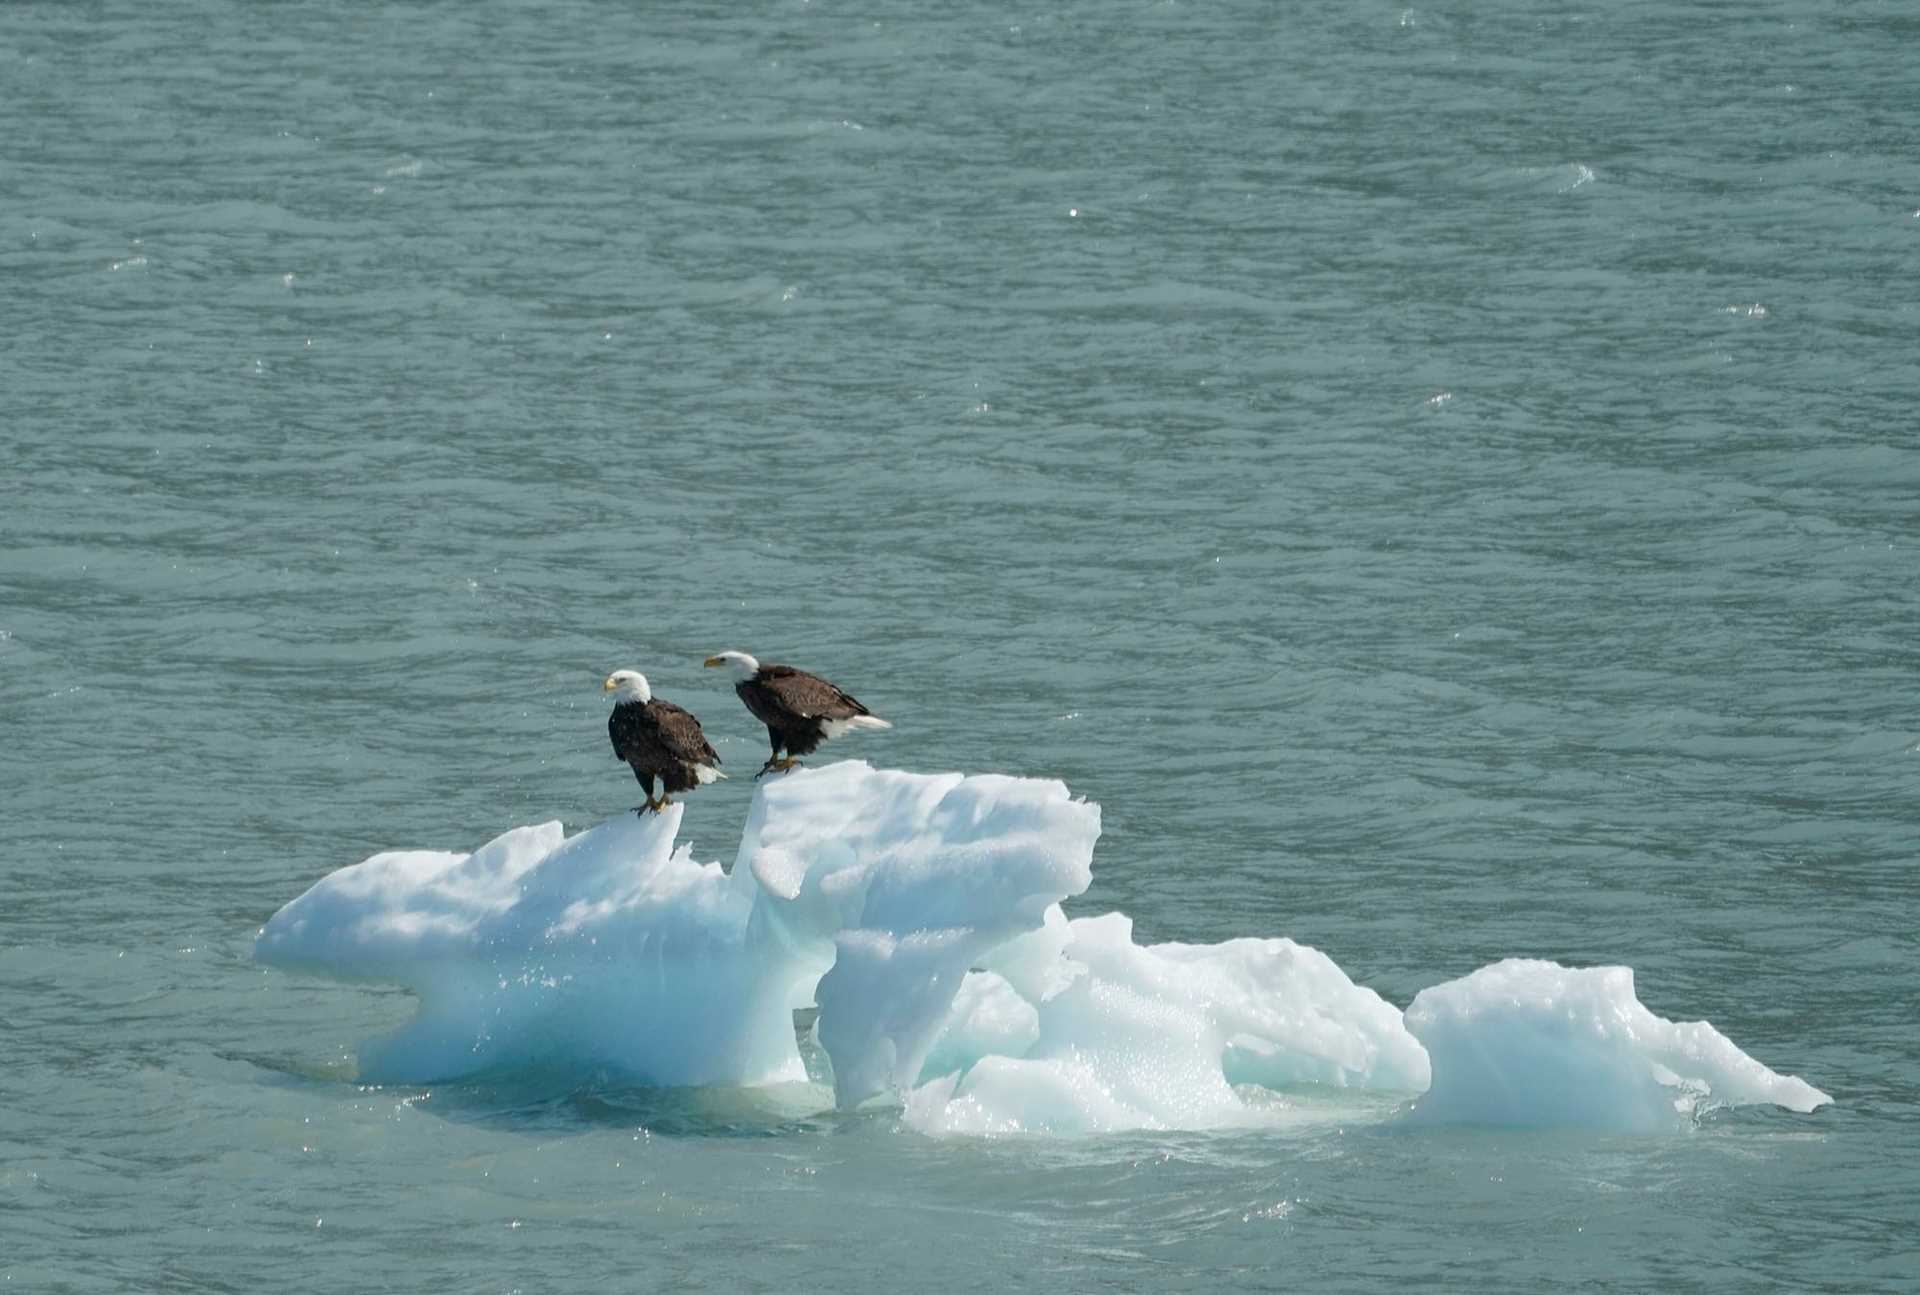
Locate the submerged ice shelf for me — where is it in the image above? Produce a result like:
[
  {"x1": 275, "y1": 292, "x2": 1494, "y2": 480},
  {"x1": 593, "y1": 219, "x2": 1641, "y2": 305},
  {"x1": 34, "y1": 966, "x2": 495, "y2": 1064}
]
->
[{"x1": 254, "y1": 761, "x2": 1831, "y2": 1134}]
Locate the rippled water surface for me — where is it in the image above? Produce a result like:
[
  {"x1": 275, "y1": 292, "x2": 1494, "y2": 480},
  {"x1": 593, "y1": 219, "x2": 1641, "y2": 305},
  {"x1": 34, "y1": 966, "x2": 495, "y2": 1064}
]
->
[{"x1": 4, "y1": 0, "x2": 1916, "y2": 1289}]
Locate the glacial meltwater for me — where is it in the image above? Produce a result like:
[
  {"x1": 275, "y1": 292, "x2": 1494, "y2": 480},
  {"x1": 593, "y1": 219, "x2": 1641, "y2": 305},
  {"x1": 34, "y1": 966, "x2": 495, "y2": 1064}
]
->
[{"x1": 4, "y1": 1, "x2": 1914, "y2": 1290}]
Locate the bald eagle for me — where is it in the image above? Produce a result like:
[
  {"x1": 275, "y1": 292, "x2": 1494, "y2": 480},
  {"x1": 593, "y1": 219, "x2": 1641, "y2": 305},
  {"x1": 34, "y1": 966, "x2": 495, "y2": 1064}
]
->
[
  {"x1": 602, "y1": 670, "x2": 724, "y2": 813},
  {"x1": 704, "y1": 650, "x2": 892, "y2": 777}
]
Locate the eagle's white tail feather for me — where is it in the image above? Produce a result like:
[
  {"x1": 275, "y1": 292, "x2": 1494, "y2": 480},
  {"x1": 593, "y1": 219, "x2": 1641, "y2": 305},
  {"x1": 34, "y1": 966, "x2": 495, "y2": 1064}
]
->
[
  {"x1": 822, "y1": 715, "x2": 892, "y2": 739},
  {"x1": 695, "y1": 764, "x2": 726, "y2": 784}
]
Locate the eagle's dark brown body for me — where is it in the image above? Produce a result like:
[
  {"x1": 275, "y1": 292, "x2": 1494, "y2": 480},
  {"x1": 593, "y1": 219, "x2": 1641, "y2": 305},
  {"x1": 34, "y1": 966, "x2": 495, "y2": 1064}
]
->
[
  {"x1": 608, "y1": 698, "x2": 721, "y2": 806},
  {"x1": 735, "y1": 663, "x2": 883, "y2": 767}
]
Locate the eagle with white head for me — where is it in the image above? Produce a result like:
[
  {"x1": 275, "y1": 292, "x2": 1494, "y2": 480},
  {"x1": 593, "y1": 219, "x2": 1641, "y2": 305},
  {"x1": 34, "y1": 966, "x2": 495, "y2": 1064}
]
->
[
  {"x1": 601, "y1": 669, "x2": 724, "y2": 813},
  {"x1": 703, "y1": 650, "x2": 891, "y2": 777}
]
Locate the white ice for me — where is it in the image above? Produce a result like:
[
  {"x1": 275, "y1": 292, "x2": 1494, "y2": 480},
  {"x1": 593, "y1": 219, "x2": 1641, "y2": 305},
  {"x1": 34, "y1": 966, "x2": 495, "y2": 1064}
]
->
[
  {"x1": 1403, "y1": 958, "x2": 1832, "y2": 1131},
  {"x1": 254, "y1": 761, "x2": 1833, "y2": 1134},
  {"x1": 905, "y1": 910, "x2": 1430, "y2": 1134}
]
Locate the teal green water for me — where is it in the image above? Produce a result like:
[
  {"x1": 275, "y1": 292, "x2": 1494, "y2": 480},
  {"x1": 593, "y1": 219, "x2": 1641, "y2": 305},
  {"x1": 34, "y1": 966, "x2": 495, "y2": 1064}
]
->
[{"x1": 4, "y1": 1, "x2": 1916, "y2": 1289}]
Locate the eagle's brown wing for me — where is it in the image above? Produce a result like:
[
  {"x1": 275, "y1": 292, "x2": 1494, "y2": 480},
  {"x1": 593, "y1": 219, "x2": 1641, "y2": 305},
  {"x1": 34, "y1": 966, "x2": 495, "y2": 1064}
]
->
[
  {"x1": 610, "y1": 700, "x2": 720, "y2": 768},
  {"x1": 646, "y1": 699, "x2": 721, "y2": 766},
  {"x1": 760, "y1": 664, "x2": 872, "y2": 720}
]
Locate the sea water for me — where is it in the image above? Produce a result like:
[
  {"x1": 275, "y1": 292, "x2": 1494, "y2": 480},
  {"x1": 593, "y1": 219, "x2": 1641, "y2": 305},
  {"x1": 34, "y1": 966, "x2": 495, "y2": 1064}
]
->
[{"x1": 3, "y1": 0, "x2": 1915, "y2": 1289}]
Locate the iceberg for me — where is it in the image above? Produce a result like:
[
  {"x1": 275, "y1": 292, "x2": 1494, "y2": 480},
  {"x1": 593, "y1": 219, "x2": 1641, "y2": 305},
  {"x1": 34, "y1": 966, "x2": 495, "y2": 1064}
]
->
[
  {"x1": 1403, "y1": 958, "x2": 1832, "y2": 1131},
  {"x1": 253, "y1": 761, "x2": 1832, "y2": 1134},
  {"x1": 256, "y1": 762, "x2": 1100, "y2": 1103}
]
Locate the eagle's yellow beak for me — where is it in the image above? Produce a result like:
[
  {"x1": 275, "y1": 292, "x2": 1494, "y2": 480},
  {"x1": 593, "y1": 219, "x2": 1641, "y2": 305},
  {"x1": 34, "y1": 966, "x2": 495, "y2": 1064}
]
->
[
  {"x1": 601, "y1": 676, "x2": 618, "y2": 691},
  {"x1": 703, "y1": 656, "x2": 725, "y2": 668}
]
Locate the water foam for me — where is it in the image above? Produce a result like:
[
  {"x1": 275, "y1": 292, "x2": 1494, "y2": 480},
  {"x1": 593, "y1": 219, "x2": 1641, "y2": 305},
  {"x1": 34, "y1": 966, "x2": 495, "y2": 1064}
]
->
[{"x1": 254, "y1": 761, "x2": 1832, "y2": 1133}]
